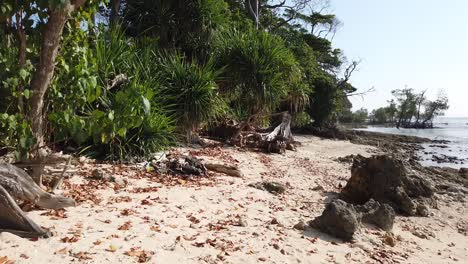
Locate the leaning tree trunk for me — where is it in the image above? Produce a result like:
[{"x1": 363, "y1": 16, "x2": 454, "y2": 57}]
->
[
  {"x1": 0, "y1": 163, "x2": 76, "y2": 238},
  {"x1": 28, "y1": 0, "x2": 86, "y2": 186},
  {"x1": 109, "y1": 0, "x2": 121, "y2": 26}
]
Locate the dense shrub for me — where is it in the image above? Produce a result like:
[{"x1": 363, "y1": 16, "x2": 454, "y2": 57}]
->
[
  {"x1": 48, "y1": 27, "x2": 176, "y2": 160},
  {"x1": 157, "y1": 53, "x2": 225, "y2": 141},
  {"x1": 214, "y1": 27, "x2": 299, "y2": 121}
]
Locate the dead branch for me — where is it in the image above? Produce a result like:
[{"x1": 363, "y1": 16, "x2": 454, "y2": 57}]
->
[{"x1": 205, "y1": 163, "x2": 243, "y2": 178}]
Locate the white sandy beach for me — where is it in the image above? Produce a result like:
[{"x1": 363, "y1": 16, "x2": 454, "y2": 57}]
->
[{"x1": 1, "y1": 135, "x2": 467, "y2": 263}]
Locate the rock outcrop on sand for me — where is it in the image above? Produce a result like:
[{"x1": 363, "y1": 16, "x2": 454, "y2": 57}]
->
[
  {"x1": 356, "y1": 199, "x2": 395, "y2": 231},
  {"x1": 341, "y1": 155, "x2": 433, "y2": 216},
  {"x1": 311, "y1": 154, "x2": 436, "y2": 240},
  {"x1": 310, "y1": 199, "x2": 395, "y2": 241},
  {"x1": 310, "y1": 199, "x2": 360, "y2": 241}
]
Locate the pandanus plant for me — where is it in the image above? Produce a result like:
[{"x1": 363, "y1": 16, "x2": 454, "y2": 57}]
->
[{"x1": 214, "y1": 27, "x2": 300, "y2": 139}]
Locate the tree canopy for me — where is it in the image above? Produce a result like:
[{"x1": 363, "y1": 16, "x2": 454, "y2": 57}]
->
[{"x1": 0, "y1": 0, "x2": 363, "y2": 165}]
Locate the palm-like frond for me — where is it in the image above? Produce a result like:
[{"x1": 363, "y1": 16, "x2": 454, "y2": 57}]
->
[
  {"x1": 156, "y1": 52, "x2": 225, "y2": 135},
  {"x1": 214, "y1": 27, "x2": 299, "y2": 116}
]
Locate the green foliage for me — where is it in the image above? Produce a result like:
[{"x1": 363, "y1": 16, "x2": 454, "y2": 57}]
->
[
  {"x1": 48, "y1": 26, "x2": 175, "y2": 160},
  {"x1": 122, "y1": 0, "x2": 229, "y2": 60},
  {"x1": 214, "y1": 27, "x2": 299, "y2": 118},
  {"x1": 377, "y1": 89, "x2": 449, "y2": 128},
  {"x1": 352, "y1": 108, "x2": 368, "y2": 123},
  {"x1": 0, "y1": 31, "x2": 36, "y2": 158},
  {"x1": 370, "y1": 103, "x2": 397, "y2": 124},
  {"x1": 157, "y1": 53, "x2": 225, "y2": 139},
  {"x1": 306, "y1": 72, "x2": 337, "y2": 126},
  {"x1": 0, "y1": 113, "x2": 35, "y2": 159},
  {"x1": 1, "y1": 0, "x2": 366, "y2": 160},
  {"x1": 292, "y1": 111, "x2": 312, "y2": 128}
]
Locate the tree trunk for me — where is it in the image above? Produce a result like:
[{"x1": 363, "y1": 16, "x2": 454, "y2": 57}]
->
[
  {"x1": 109, "y1": 0, "x2": 121, "y2": 25},
  {"x1": 28, "y1": 1, "x2": 86, "y2": 185},
  {"x1": 15, "y1": 9, "x2": 27, "y2": 113},
  {"x1": 245, "y1": 0, "x2": 259, "y2": 28}
]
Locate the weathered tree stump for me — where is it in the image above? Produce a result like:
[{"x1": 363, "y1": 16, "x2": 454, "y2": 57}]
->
[
  {"x1": 241, "y1": 113, "x2": 294, "y2": 153},
  {"x1": 0, "y1": 163, "x2": 76, "y2": 238}
]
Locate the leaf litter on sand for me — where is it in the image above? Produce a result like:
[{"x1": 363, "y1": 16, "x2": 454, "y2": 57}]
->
[
  {"x1": 41, "y1": 209, "x2": 68, "y2": 220},
  {"x1": 188, "y1": 147, "x2": 238, "y2": 164},
  {"x1": 124, "y1": 247, "x2": 154, "y2": 263},
  {"x1": 118, "y1": 221, "x2": 133, "y2": 231},
  {"x1": 0, "y1": 256, "x2": 15, "y2": 264},
  {"x1": 72, "y1": 251, "x2": 92, "y2": 260}
]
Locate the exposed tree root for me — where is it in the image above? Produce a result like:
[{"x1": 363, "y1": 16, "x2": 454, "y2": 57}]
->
[{"x1": 0, "y1": 163, "x2": 76, "y2": 238}]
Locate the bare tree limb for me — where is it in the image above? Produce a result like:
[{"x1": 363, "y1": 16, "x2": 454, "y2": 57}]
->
[{"x1": 263, "y1": 0, "x2": 287, "y2": 9}]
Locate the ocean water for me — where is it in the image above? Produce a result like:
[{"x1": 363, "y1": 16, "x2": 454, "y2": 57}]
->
[{"x1": 360, "y1": 117, "x2": 468, "y2": 169}]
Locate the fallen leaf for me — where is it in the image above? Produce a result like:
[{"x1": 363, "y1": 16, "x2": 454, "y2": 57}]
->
[
  {"x1": 106, "y1": 245, "x2": 117, "y2": 252},
  {"x1": 118, "y1": 221, "x2": 132, "y2": 230},
  {"x1": 183, "y1": 234, "x2": 198, "y2": 241},
  {"x1": 124, "y1": 247, "x2": 154, "y2": 263},
  {"x1": 121, "y1": 209, "x2": 136, "y2": 216},
  {"x1": 41, "y1": 209, "x2": 68, "y2": 220},
  {"x1": 54, "y1": 248, "x2": 69, "y2": 255},
  {"x1": 106, "y1": 234, "x2": 120, "y2": 239},
  {"x1": 187, "y1": 215, "x2": 200, "y2": 224},
  {"x1": 72, "y1": 252, "x2": 92, "y2": 260},
  {"x1": 61, "y1": 236, "x2": 79, "y2": 243},
  {"x1": 150, "y1": 225, "x2": 161, "y2": 232},
  {"x1": 192, "y1": 241, "x2": 205, "y2": 247},
  {"x1": 141, "y1": 199, "x2": 152, "y2": 205},
  {"x1": 345, "y1": 252, "x2": 352, "y2": 260},
  {"x1": 0, "y1": 256, "x2": 15, "y2": 264}
]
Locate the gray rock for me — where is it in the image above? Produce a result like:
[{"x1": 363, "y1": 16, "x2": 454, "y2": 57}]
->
[
  {"x1": 248, "y1": 181, "x2": 286, "y2": 194},
  {"x1": 309, "y1": 199, "x2": 360, "y2": 241},
  {"x1": 459, "y1": 168, "x2": 468, "y2": 179},
  {"x1": 293, "y1": 221, "x2": 306, "y2": 231},
  {"x1": 110, "y1": 176, "x2": 125, "y2": 186},
  {"x1": 341, "y1": 155, "x2": 433, "y2": 216},
  {"x1": 358, "y1": 199, "x2": 395, "y2": 231},
  {"x1": 90, "y1": 169, "x2": 105, "y2": 180},
  {"x1": 416, "y1": 203, "x2": 429, "y2": 217}
]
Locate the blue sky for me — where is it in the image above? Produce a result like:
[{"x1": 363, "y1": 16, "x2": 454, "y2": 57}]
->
[{"x1": 328, "y1": 0, "x2": 468, "y2": 117}]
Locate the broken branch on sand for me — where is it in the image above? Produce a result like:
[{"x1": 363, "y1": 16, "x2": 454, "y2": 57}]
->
[
  {"x1": 0, "y1": 163, "x2": 76, "y2": 238},
  {"x1": 204, "y1": 163, "x2": 243, "y2": 177}
]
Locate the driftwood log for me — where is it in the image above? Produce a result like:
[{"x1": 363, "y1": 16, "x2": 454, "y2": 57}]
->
[
  {"x1": 205, "y1": 163, "x2": 243, "y2": 177},
  {"x1": 0, "y1": 163, "x2": 76, "y2": 238},
  {"x1": 0, "y1": 185, "x2": 50, "y2": 238},
  {"x1": 243, "y1": 113, "x2": 294, "y2": 153},
  {"x1": 204, "y1": 112, "x2": 295, "y2": 154}
]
